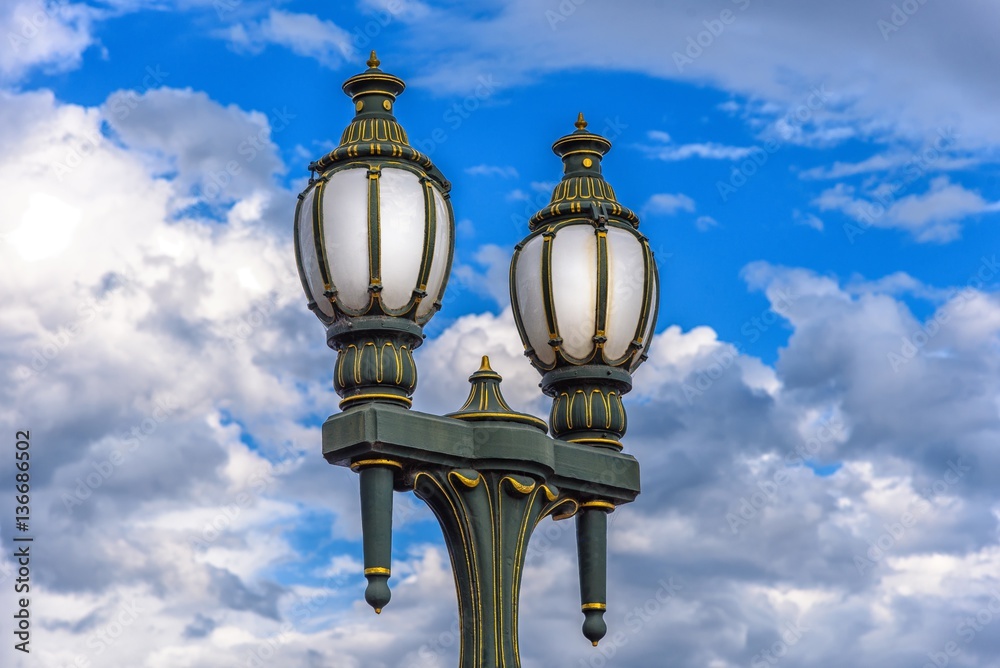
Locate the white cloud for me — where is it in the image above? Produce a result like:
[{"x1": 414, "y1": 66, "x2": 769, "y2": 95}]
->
[
  {"x1": 220, "y1": 10, "x2": 353, "y2": 68},
  {"x1": 641, "y1": 129, "x2": 754, "y2": 161},
  {"x1": 695, "y1": 215, "x2": 719, "y2": 231},
  {"x1": 392, "y1": 0, "x2": 1000, "y2": 154},
  {"x1": 465, "y1": 163, "x2": 519, "y2": 178},
  {"x1": 793, "y1": 209, "x2": 825, "y2": 231},
  {"x1": 644, "y1": 192, "x2": 696, "y2": 216},
  {"x1": 815, "y1": 177, "x2": 1000, "y2": 243},
  {"x1": 450, "y1": 243, "x2": 513, "y2": 309},
  {"x1": 102, "y1": 87, "x2": 288, "y2": 205},
  {"x1": 0, "y1": 1, "x2": 98, "y2": 82}
]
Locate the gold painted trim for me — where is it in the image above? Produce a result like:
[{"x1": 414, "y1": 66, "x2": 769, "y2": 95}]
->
[
  {"x1": 450, "y1": 471, "x2": 482, "y2": 488},
  {"x1": 554, "y1": 147, "x2": 608, "y2": 158},
  {"x1": 450, "y1": 411, "x2": 548, "y2": 430},
  {"x1": 549, "y1": 498, "x2": 580, "y2": 521},
  {"x1": 580, "y1": 500, "x2": 616, "y2": 511},
  {"x1": 340, "y1": 393, "x2": 412, "y2": 408},
  {"x1": 351, "y1": 459, "x2": 403, "y2": 471},
  {"x1": 501, "y1": 476, "x2": 536, "y2": 495},
  {"x1": 568, "y1": 437, "x2": 624, "y2": 450},
  {"x1": 582, "y1": 602, "x2": 607, "y2": 611},
  {"x1": 364, "y1": 567, "x2": 391, "y2": 576}
]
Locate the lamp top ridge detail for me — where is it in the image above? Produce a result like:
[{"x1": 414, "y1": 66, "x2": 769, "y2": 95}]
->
[
  {"x1": 307, "y1": 54, "x2": 448, "y2": 190},
  {"x1": 446, "y1": 356, "x2": 549, "y2": 432},
  {"x1": 529, "y1": 113, "x2": 639, "y2": 229}
]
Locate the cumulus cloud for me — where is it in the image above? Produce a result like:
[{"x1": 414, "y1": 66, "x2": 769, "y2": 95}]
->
[
  {"x1": 0, "y1": 1, "x2": 98, "y2": 82},
  {"x1": 219, "y1": 10, "x2": 354, "y2": 68},
  {"x1": 4, "y1": 39, "x2": 1000, "y2": 668},
  {"x1": 390, "y1": 0, "x2": 1000, "y2": 154},
  {"x1": 814, "y1": 177, "x2": 1000, "y2": 243}
]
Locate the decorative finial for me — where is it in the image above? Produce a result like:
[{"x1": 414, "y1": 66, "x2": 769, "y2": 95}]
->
[
  {"x1": 367, "y1": 50, "x2": 380, "y2": 69},
  {"x1": 446, "y1": 358, "x2": 548, "y2": 431},
  {"x1": 375, "y1": 608, "x2": 382, "y2": 615},
  {"x1": 592, "y1": 641, "x2": 599, "y2": 647},
  {"x1": 575, "y1": 112, "x2": 588, "y2": 131}
]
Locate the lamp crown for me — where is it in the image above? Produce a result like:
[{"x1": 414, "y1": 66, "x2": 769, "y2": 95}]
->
[
  {"x1": 307, "y1": 55, "x2": 449, "y2": 191},
  {"x1": 528, "y1": 114, "x2": 639, "y2": 229}
]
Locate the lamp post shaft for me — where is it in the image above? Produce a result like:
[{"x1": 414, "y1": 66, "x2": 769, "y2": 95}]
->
[{"x1": 414, "y1": 469, "x2": 573, "y2": 667}]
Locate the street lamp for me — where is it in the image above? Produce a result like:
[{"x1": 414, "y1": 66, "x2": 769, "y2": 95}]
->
[{"x1": 295, "y1": 54, "x2": 659, "y2": 666}]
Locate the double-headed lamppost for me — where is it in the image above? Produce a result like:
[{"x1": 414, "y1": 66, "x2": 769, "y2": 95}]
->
[{"x1": 294, "y1": 53, "x2": 659, "y2": 666}]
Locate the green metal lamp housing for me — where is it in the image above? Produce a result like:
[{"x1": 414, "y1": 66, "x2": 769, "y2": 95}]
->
[
  {"x1": 294, "y1": 51, "x2": 456, "y2": 410},
  {"x1": 510, "y1": 113, "x2": 659, "y2": 450}
]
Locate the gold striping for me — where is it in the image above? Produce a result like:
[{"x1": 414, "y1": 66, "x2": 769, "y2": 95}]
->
[
  {"x1": 569, "y1": 437, "x2": 624, "y2": 450},
  {"x1": 450, "y1": 471, "x2": 482, "y2": 488},
  {"x1": 350, "y1": 459, "x2": 403, "y2": 471},
  {"x1": 364, "y1": 567, "x2": 391, "y2": 576},
  {"x1": 580, "y1": 500, "x2": 616, "y2": 511},
  {"x1": 582, "y1": 602, "x2": 607, "y2": 611},
  {"x1": 339, "y1": 393, "x2": 412, "y2": 408},
  {"x1": 501, "y1": 476, "x2": 536, "y2": 495}
]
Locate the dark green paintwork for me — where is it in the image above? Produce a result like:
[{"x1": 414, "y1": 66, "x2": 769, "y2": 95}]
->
[
  {"x1": 323, "y1": 388, "x2": 641, "y2": 664},
  {"x1": 413, "y1": 469, "x2": 573, "y2": 668},
  {"x1": 327, "y1": 316, "x2": 422, "y2": 409},
  {"x1": 359, "y1": 465, "x2": 394, "y2": 612},
  {"x1": 576, "y1": 507, "x2": 609, "y2": 645}
]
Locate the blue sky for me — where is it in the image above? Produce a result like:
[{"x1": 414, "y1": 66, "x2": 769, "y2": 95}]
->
[{"x1": 3, "y1": 1, "x2": 1000, "y2": 667}]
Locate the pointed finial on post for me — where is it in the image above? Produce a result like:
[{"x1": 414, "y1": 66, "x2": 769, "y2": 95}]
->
[
  {"x1": 446, "y1": 357, "x2": 548, "y2": 431},
  {"x1": 575, "y1": 112, "x2": 588, "y2": 131},
  {"x1": 367, "y1": 50, "x2": 381, "y2": 69}
]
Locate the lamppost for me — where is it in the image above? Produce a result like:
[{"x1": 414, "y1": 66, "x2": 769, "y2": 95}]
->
[{"x1": 294, "y1": 53, "x2": 659, "y2": 667}]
